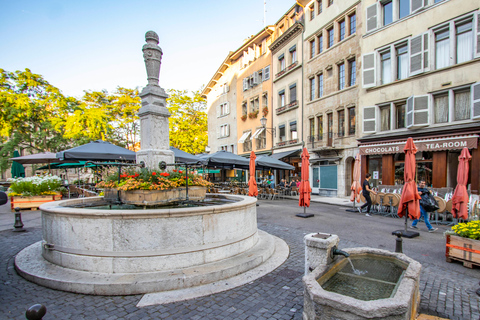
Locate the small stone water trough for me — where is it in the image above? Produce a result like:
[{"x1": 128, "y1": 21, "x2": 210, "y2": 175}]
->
[{"x1": 303, "y1": 233, "x2": 421, "y2": 320}]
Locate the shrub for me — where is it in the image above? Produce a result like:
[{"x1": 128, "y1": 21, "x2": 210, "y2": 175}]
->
[{"x1": 8, "y1": 175, "x2": 64, "y2": 197}]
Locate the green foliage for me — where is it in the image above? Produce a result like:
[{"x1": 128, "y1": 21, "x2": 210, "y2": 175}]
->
[
  {"x1": 167, "y1": 89, "x2": 208, "y2": 155},
  {"x1": 7, "y1": 174, "x2": 64, "y2": 197},
  {"x1": 0, "y1": 68, "x2": 74, "y2": 171}
]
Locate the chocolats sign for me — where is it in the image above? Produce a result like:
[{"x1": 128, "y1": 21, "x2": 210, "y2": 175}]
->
[{"x1": 359, "y1": 136, "x2": 478, "y2": 155}]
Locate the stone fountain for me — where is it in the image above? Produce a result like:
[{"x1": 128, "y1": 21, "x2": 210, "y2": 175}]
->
[{"x1": 14, "y1": 31, "x2": 288, "y2": 302}]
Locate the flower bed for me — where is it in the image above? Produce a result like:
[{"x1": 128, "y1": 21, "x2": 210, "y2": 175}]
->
[
  {"x1": 446, "y1": 221, "x2": 480, "y2": 268},
  {"x1": 97, "y1": 168, "x2": 212, "y2": 206},
  {"x1": 7, "y1": 175, "x2": 65, "y2": 211}
]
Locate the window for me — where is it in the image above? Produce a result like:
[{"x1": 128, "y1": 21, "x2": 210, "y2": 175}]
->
[
  {"x1": 219, "y1": 102, "x2": 229, "y2": 116},
  {"x1": 290, "y1": 46, "x2": 297, "y2": 64},
  {"x1": 256, "y1": 129, "x2": 266, "y2": 150},
  {"x1": 327, "y1": 27, "x2": 334, "y2": 48},
  {"x1": 349, "y1": 13, "x2": 356, "y2": 35},
  {"x1": 435, "y1": 29, "x2": 450, "y2": 69},
  {"x1": 327, "y1": 113, "x2": 333, "y2": 143},
  {"x1": 220, "y1": 124, "x2": 230, "y2": 137},
  {"x1": 349, "y1": 60, "x2": 356, "y2": 86},
  {"x1": 318, "y1": 35, "x2": 323, "y2": 54},
  {"x1": 396, "y1": 45, "x2": 408, "y2": 80},
  {"x1": 309, "y1": 118, "x2": 315, "y2": 141},
  {"x1": 328, "y1": 0, "x2": 333, "y2": 6},
  {"x1": 289, "y1": 84, "x2": 297, "y2": 104},
  {"x1": 262, "y1": 93, "x2": 268, "y2": 108},
  {"x1": 279, "y1": 54, "x2": 286, "y2": 71},
  {"x1": 250, "y1": 99, "x2": 255, "y2": 113},
  {"x1": 338, "y1": 63, "x2": 345, "y2": 90},
  {"x1": 338, "y1": 110, "x2": 345, "y2": 137},
  {"x1": 317, "y1": 115, "x2": 323, "y2": 139},
  {"x1": 380, "y1": 105, "x2": 391, "y2": 131},
  {"x1": 433, "y1": 93, "x2": 449, "y2": 123},
  {"x1": 254, "y1": 97, "x2": 259, "y2": 111},
  {"x1": 263, "y1": 65, "x2": 270, "y2": 80},
  {"x1": 231, "y1": 144, "x2": 235, "y2": 153},
  {"x1": 310, "y1": 4, "x2": 315, "y2": 20},
  {"x1": 242, "y1": 102, "x2": 247, "y2": 116},
  {"x1": 395, "y1": 103, "x2": 406, "y2": 128},
  {"x1": 339, "y1": 20, "x2": 346, "y2": 41},
  {"x1": 318, "y1": 74, "x2": 324, "y2": 98},
  {"x1": 279, "y1": 90, "x2": 285, "y2": 107},
  {"x1": 348, "y1": 107, "x2": 356, "y2": 135},
  {"x1": 290, "y1": 121, "x2": 297, "y2": 140},
  {"x1": 456, "y1": 21, "x2": 473, "y2": 64},
  {"x1": 310, "y1": 39, "x2": 316, "y2": 58},
  {"x1": 279, "y1": 124, "x2": 286, "y2": 142},
  {"x1": 381, "y1": 50, "x2": 392, "y2": 85},
  {"x1": 383, "y1": 1, "x2": 393, "y2": 26},
  {"x1": 454, "y1": 89, "x2": 471, "y2": 121},
  {"x1": 399, "y1": 0, "x2": 410, "y2": 20},
  {"x1": 317, "y1": 0, "x2": 322, "y2": 14},
  {"x1": 310, "y1": 77, "x2": 315, "y2": 101}
]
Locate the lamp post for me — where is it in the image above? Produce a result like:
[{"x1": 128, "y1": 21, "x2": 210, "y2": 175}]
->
[{"x1": 260, "y1": 116, "x2": 275, "y2": 137}]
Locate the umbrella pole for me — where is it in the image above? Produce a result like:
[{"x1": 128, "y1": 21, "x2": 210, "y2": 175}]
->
[{"x1": 404, "y1": 207, "x2": 408, "y2": 233}]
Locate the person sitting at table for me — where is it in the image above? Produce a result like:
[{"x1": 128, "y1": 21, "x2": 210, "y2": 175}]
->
[
  {"x1": 296, "y1": 178, "x2": 301, "y2": 188},
  {"x1": 278, "y1": 179, "x2": 286, "y2": 187}
]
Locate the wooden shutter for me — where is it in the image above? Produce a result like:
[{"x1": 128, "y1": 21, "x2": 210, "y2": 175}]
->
[
  {"x1": 253, "y1": 71, "x2": 259, "y2": 85},
  {"x1": 409, "y1": 33, "x2": 428, "y2": 76},
  {"x1": 366, "y1": 3, "x2": 378, "y2": 33},
  {"x1": 411, "y1": 0, "x2": 425, "y2": 14},
  {"x1": 423, "y1": 32, "x2": 430, "y2": 72},
  {"x1": 362, "y1": 52, "x2": 376, "y2": 88},
  {"x1": 407, "y1": 95, "x2": 429, "y2": 128},
  {"x1": 264, "y1": 65, "x2": 270, "y2": 80},
  {"x1": 475, "y1": 11, "x2": 480, "y2": 58},
  {"x1": 363, "y1": 106, "x2": 377, "y2": 134},
  {"x1": 243, "y1": 78, "x2": 248, "y2": 91},
  {"x1": 226, "y1": 124, "x2": 230, "y2": 137},
  {"x1": 472, "y1": 82, "x2": 480, "y2": 119}
]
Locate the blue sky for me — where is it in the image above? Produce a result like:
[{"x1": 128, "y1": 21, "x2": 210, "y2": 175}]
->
[{"x1": 1, "y1": 0, "x2": 296, "y2": 98}]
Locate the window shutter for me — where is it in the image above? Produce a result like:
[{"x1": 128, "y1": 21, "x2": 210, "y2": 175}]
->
[
  {"x1": 423, "y1": 32, "x2": 430, "y2": 72},
  {"x1": 363, "y1": 106, "x2": 377, "y2": 134},
  {"x1": 362, "y1": 52, "x2": 376, "y2": 88},
  {"x1": 217, "y1": 105, "x2": 220, "y2": 118},
  {"x1": 264, "y1": 65, "x2": 270, "y2": 80},
  {"x1": 253, "y1": 71, "x2": 259, "y2": 85},
  {"x1": 227, "y1": 124, "x2": 230, "y2": 137},
  {"x1": 475, "y1": 11, "x2": 480, "y2": 58},
  {"x1": 225, "y1": 102, "x2": 230, "y2": 115},
  {"x1": 472, "y1": 82, "x2": 480, "y2": 119},
  {"x1": 411, "y1": 0, "x2": 425, "y2": 14},
  {"x1": 406, "y1": 96, "x2": 414, "y2": 128},
  {"x1": 243, "y1": 78, "x2": 248, "y2": 91},
  {"x1": 407, "y1": 95, "x2": 429, "y2": 128},
  {"x1": 226, "y1": 85, "x2": 229, "y2": 93},
  {"x1": 365, "y1": 3, "x2": 378, "y2": 33},
  {"x1": 409, "y1": 33, "x2": 426, "y2": 76}
]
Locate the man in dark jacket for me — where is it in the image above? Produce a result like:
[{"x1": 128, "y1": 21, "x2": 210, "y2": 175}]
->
[{"x1": 410, "y1": 180, "x2": 438, "y2": 232}]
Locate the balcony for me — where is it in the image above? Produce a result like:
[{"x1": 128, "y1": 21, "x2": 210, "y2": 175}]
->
[
  {"x1": 276, "y1": 100, "x2": 298, "y2": 115},
  {"x1": 307, "y1": 133, "x2": 352, "y2": 150},
  {"x1": 276, "y1": 139, "x2": 299, "y2": 148},
  {"x1": 275, "y1": 61, "x2": 299, "y2": 80}
]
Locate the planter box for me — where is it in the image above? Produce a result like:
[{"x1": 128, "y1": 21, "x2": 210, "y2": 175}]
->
[
  {"x1": 11, "y1": 194, "x2": 62, "y2": 211},
  {"x1": 446, "y1": 234, "x2": 480, "y2": 268},
  {"x1": 104, "y1": 187, "x2": 207, "y2": 206}
]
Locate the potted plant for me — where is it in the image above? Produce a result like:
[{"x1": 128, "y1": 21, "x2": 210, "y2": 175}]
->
[
  {"x1": 8, "y1": 175, "x2": 64, "y2": 211},
  {"x1": 262, "y1": 107, "x2": 269, "y2": 116},
  {"x1": 248, "y1": 110, "x2": 259, "y2": 119},
  {"x1": 241, "y1": 114, "x2": 247, "y2": 121},
  {"x1": 96, "y1": 168, "x2": 213, "y2": 206},
  {"x1": 445, "y1": 220, "x2": 480, "y2": 268}
]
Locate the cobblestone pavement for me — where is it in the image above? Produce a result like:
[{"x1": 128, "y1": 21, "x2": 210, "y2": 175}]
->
[{"x1": 1, "y1": 200, "x2": 479, "y2": 320}]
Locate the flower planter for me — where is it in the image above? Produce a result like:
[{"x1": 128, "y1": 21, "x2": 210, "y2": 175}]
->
[
  {"x1": 446, "y1": 234, "x2": 480, "y2": 268},
  {"x1": 103, "y1": 187, "x2": 207, "y2": 206},
  {"x1": 10, "y1": 194, "x2": 62, "y2": 211}
]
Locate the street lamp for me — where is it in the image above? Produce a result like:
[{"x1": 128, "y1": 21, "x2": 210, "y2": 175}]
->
[{"x1": 260, "y1": 116, "x2": 276, "y2": 137}]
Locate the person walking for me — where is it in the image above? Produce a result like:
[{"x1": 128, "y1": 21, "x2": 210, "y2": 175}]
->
[
  {"x1": 410, "y1": 180, "x2": 438, "y2": 232},
  {"x1": 359, "y1": 173, "x2": 376, "y2": 216}
]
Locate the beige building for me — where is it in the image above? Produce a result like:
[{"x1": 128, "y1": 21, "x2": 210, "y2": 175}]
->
[
  {"x1": 269, "y1": 4, "x2": 305, "y2": 179},
  {"x1": 358, "y1": 0, "x2": 480, "y2": 194},
  {"x1": 303, "y1": 0, "x2": 362, "y2": 197}
]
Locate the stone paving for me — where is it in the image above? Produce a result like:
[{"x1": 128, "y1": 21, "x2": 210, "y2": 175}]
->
[{"x1": 0, "y1": 199, "x2": 479, "y2": 320}]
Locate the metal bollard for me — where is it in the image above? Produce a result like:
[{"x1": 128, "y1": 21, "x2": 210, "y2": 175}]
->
[
  {"x1": 393, "y1": 231, "x2": 403, "y2": 253},
  {"x1": 25, "y1": 304, "x2": 47, "y2": 320},
  {"x1": 13, "y1": 207, "x2": 25, "y2": 232}
]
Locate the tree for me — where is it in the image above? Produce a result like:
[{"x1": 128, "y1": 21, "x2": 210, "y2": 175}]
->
[
  {"x1": 0, "y1": 68, "x2": 73, "y2": 172},
  {"x1": 166, "y1": 89, "x2": 208, "y2": 155}
]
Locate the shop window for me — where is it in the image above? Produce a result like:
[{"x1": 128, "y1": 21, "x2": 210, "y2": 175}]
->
[
  {"x1": 368, "y1": 156, "x2": 382, "y2": 187},
  {"x1": 395, "y1": 102, "x2": 406, "y2": 129},
  {"x1": 380, "y1": 105, "x2": 391, "y2": 131},
  {"x1": 454, "y1": 89, "x2": 471, "y2": 121},
  {"x1": 338, "y1": 110, "x2": 345, "y2": 137},
  {"x1": 348, "y1": 107, "x2": 356, "y2": 135},
  {"x1": 433, "y1": 93, "x2": 449, "y2": 123}
]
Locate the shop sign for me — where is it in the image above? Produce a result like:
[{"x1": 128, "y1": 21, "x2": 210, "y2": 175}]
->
[{"x1": 359, "y1": 135, "x2": 478, "y2": 155}]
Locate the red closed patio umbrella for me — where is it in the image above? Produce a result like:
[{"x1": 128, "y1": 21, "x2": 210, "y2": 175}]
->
[
  {"x1": 452, "y1": 147, "x2": 471, "y2": 220},
  {"x1": 350, "y1": 154, "x2": 362, "y2": 204},
  {"x1": 297, "y1": 148, "x2": 313, "y2": 218},
  {"x1": 248, "y1": 151, "x2": 258, "y2": 197},
  {"x1": 395, "y1": 138, "x2": 421, "y2": 237}
]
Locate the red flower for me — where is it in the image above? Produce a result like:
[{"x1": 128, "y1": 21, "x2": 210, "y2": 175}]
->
[
  {"x1": 164, "y1": 173, "x2": 170, "y2": 177},
  {"x1": 135, "y1": 173, "x2": 139, "y2": 177},
  {"x1": 152, "y1": 172, "x2": 157, "y2": 175},
  {"x1": 173, "y1": 169, "x2": 177, "y2": 172},
  {"x1": 179, "y1": 170, "x2": 183, "y2": 174}
]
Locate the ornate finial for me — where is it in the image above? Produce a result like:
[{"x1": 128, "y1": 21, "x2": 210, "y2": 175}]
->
[{"x1": 142, "y1": 31, "x2": 163, "y2": 87}]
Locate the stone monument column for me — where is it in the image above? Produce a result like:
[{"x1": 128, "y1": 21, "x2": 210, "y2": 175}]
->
[{"x1": 136, "y1": 31, "x2": 175, "y2": 168}]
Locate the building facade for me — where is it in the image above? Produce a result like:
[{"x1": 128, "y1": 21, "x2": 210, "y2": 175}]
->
[
  {"x1": 270, "y1": 4, "x2": 305, "y2": 179},
  {"x1": 359, "y1": 0, "x2": 480, "y2": 194},
  {"x1": 303, "y1": 0, "x2": 362, "y2": 197}
]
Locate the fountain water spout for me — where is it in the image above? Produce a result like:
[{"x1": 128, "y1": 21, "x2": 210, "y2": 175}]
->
[{"x1": 331, "y1": 246, "x2": 350, "y2": 258}]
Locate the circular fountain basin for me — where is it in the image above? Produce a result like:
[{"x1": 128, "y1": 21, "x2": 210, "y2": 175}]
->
[
  {"x1": 15, "y1": 194, "x2": 288, "y2": 296},
  {"x1": 303, "y1": 248, "x2": 421, "y2": 320}
]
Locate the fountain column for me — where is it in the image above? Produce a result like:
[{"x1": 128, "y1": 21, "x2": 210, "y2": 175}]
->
[{"x1": 136, "y1": 30, "x2": 175, "y2": 168}]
